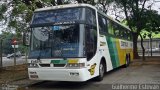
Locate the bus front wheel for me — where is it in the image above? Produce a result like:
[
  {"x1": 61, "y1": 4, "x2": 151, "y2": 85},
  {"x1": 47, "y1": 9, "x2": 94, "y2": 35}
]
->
[{"x1": 95, "y1": 61, "x2": 105, "y2": 81}]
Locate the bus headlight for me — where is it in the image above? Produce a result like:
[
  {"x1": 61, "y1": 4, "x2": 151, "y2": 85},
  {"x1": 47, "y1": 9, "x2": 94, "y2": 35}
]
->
[
  {"x1": 28, "y1": 60, "x2": 40, "y2": 68},
  {"x1": 66, "y1": 63, "x2": 85, "y2": 68},
  {"x1": 28, "y1": 63, "x2": 39, "y2": 68}
]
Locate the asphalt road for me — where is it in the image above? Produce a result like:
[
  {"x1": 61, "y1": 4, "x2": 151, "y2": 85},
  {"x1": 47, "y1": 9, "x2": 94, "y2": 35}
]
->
[{"x1": 9, "y1": 64, "x2": 160, "y2": 90}]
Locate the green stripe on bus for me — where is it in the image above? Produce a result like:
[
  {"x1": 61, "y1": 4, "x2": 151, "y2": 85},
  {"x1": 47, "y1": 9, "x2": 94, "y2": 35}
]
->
[
  {"x1": 107, "y1": 37, "x2": 120, "y2": 68},
  {"x1": 51, "y1": 60, "x2": 67, "y2": 64},
  {"x1": 112, "y1": 38, "x2": 120, "y2": 67}
]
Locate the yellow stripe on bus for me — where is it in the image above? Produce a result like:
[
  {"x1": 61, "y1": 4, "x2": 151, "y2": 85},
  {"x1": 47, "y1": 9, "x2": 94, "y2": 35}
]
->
[
  {"x1": 68, "y1": 59, "x2": 78, "y2": 63},
  {"x1": 115, "y1": 39, "x2": 124, "y2": 66}
]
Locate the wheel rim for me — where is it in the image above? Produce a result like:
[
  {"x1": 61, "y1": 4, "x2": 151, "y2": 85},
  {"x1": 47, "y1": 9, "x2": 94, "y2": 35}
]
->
[
  {"x1": 126, "y1": 56, "x2": 128, "y2": 65},
  {"x1": 99, "y1": 63, "x2": 104, "y2": 77},
  {"x1": 126, "y1": 58, "x2": 128, "y2": 65}
]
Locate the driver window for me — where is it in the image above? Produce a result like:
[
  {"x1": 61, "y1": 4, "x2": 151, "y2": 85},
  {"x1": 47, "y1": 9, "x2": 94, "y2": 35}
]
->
[{"x1": 85, "y1": 25, "x2": 97, "y2": 60}]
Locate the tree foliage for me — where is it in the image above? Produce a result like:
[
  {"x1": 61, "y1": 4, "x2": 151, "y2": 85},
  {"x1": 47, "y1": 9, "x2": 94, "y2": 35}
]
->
[
  {"x1": 0, "y1": 0, "x2": 113, "y2": 54},
  {"x1": 0, "y1": 0, "x2": 113, "y2": 34},
  {"x1": 114, "y1": 0, "x2": 160, "y2": 59},
  {"x1": 1, "y1": 0, "x2": 160, "y2": 58},
  {"x1": 0, "y1": 32, "x2": 14, "y2": 54}
]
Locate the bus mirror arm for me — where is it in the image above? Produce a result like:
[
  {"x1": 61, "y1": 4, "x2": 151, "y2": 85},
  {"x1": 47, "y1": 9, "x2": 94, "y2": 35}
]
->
[{"x1": 23, "y1": 32, "x2": 30, "y2": 46}]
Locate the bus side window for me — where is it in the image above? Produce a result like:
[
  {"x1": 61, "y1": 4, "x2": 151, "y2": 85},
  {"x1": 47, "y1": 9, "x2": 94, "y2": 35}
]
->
[
  {"x1": 108, "y1": 20, "x2": 114, "y2": 35},
  {"x1": 126, "y1": 29, "x2": 132, "y2": 40},
  {"x1": 98, "y1": 14, "x2": 107, "y2": 35},
  {"x1": 124, "y1": 29, "x2": 128, "y2": 40},
  {"x1": 113, "y1": 23, "x2": 120, "y2": 37},
  {"x1": 127, "y1": 31, "x2": 131, "y2": 40},
  {"x1": 114, "y1": 29, "x2": 120, "y2": 37},
  {"x1": 130, "y1": 31, "x2": 133, "y2": 41},
  {"x1": 119, "y1": 27, "x2": 125, "y2": 39},
  {"x1": 120, "y1": 27, "x2": 124, "y2": 38},
  {"x1": 86, "y1": 8, "x2": 96, "y2": 25}
]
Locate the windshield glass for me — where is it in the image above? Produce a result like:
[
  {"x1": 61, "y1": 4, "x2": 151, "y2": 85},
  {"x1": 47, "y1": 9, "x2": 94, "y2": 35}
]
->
[{"x1": 28, "y1": 24, "x2": 85, "y2": 59}]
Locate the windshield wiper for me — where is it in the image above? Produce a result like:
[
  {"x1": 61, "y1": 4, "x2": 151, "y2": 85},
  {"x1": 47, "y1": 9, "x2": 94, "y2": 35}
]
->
[{"x1": 37, "y1": 41, "x2": 42, "y2": 60}]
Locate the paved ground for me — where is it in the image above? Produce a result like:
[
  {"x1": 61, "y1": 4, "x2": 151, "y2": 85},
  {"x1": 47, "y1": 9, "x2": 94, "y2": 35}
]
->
[
  {"x1": 1, "y1": 58, "x2": 159, "y2": 90},
  {"x1": 0, "y1": 64, "x2": 27, "y2": 85}
]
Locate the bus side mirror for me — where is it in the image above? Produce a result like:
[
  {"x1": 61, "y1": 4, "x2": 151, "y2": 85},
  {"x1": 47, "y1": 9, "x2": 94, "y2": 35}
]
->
[{"x1": 23, "y1": 32, "x2": 30, "y2": 46}]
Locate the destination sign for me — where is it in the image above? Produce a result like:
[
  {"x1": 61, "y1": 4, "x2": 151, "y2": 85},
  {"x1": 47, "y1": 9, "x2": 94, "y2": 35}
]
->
[{"x1": 32, "y1": 8, "x2": 82, "y2": 25}]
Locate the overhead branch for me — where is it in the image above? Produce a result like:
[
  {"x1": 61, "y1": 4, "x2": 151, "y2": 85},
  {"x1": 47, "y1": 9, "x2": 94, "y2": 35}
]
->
[
  {"x1": 122, "y1": 0, "x2": 133, "y2": 32},
  {"x1": 140, "y1": 0, "x2": 147, "y2": 15}
]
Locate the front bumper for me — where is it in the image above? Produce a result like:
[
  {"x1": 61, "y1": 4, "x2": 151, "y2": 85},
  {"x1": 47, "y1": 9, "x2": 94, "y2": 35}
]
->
[{"x1": 28, "y1": 68, "x2": 90, "y2": 82}]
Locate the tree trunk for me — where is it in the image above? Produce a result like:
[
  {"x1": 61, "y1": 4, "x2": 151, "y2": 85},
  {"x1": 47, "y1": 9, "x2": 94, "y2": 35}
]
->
[
  {"x1": 133, "y1": 32, "x2": 140, "y2": 59},
  {"x1": 0, "y1": 39, "x2": 3, "y2": 71},
  {"x1": 51, "y1": 0, "x2": 56, "y2": 6},
  {"x1": 139, "y1": 34, "x2": 145, "y2": 60},
  {"x1": 57, "y1": 0, "x2": 63, "y2": 5},
  {"x1": 150, "y1": 37, "x2": 152, "y2": 57}
]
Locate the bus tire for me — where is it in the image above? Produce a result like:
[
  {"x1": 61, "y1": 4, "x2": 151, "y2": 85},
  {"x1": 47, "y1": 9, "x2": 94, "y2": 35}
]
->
[
  {"x1": 125, "y1": 54, "x2": 130, "y2": 67},
  {"x1": 95, "y1": 61, "x2": 105, "y2": 81}
]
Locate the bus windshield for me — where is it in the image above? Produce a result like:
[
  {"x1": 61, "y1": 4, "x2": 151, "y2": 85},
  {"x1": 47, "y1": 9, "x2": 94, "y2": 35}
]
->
[
  {"x1": 28, "y1": 24, "x2": 85, "y2": 59},
  {"x1": 29, "y1": 7, "x2": 97, "y2": 59}
]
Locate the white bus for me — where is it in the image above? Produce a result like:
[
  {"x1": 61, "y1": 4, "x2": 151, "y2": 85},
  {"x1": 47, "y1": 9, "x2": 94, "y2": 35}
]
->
[{"x1": 27, "y1": 4, "x2": 133, "y2": 82}]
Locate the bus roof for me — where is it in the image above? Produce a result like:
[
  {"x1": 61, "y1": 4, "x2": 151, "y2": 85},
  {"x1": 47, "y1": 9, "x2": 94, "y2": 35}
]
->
[
  {"x1": 34, "y1": 3, "x2": 97, "y2": 12},
  {"x1": 34, "y1": 3, "x2": 131, "y2": 31}
]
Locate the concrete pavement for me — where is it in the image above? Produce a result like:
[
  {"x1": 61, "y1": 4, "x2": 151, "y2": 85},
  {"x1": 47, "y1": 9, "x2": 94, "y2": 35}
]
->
[{"x1": 2, "y1": 58, "x2": 159, "y2": 90}]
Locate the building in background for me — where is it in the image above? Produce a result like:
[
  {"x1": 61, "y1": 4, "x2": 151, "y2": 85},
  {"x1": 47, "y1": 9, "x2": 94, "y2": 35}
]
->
[{"x1": 137, "y1": 38, "x2": 160, "y2": 56}]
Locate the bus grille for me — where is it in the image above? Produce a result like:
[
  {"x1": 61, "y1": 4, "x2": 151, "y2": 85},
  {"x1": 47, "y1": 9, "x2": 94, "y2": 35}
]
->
[
  {"x1": 39, "y1": 64, "x2": 66, "y2": 67},
  {"x1": 54, "y1": 64, "x2": 66, "y2": 67},
  {"x1": 39, "y1": 64, "x2": 50, "y2": 67}
]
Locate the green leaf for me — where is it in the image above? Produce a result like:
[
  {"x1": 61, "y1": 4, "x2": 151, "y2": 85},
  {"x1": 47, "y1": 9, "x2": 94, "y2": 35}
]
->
[
  {"x1": 25, "y1": 10, "x2": 33, "y2": 23},
  {"x1": 8, "y1": 20, "x2": 17, "y2": 28},
  {"x1": 0, "y1": 4, "x2": 7, "y2": 13},
  {"x1": 0, "y1": 4, "x2": 7, "y2": 20}
]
